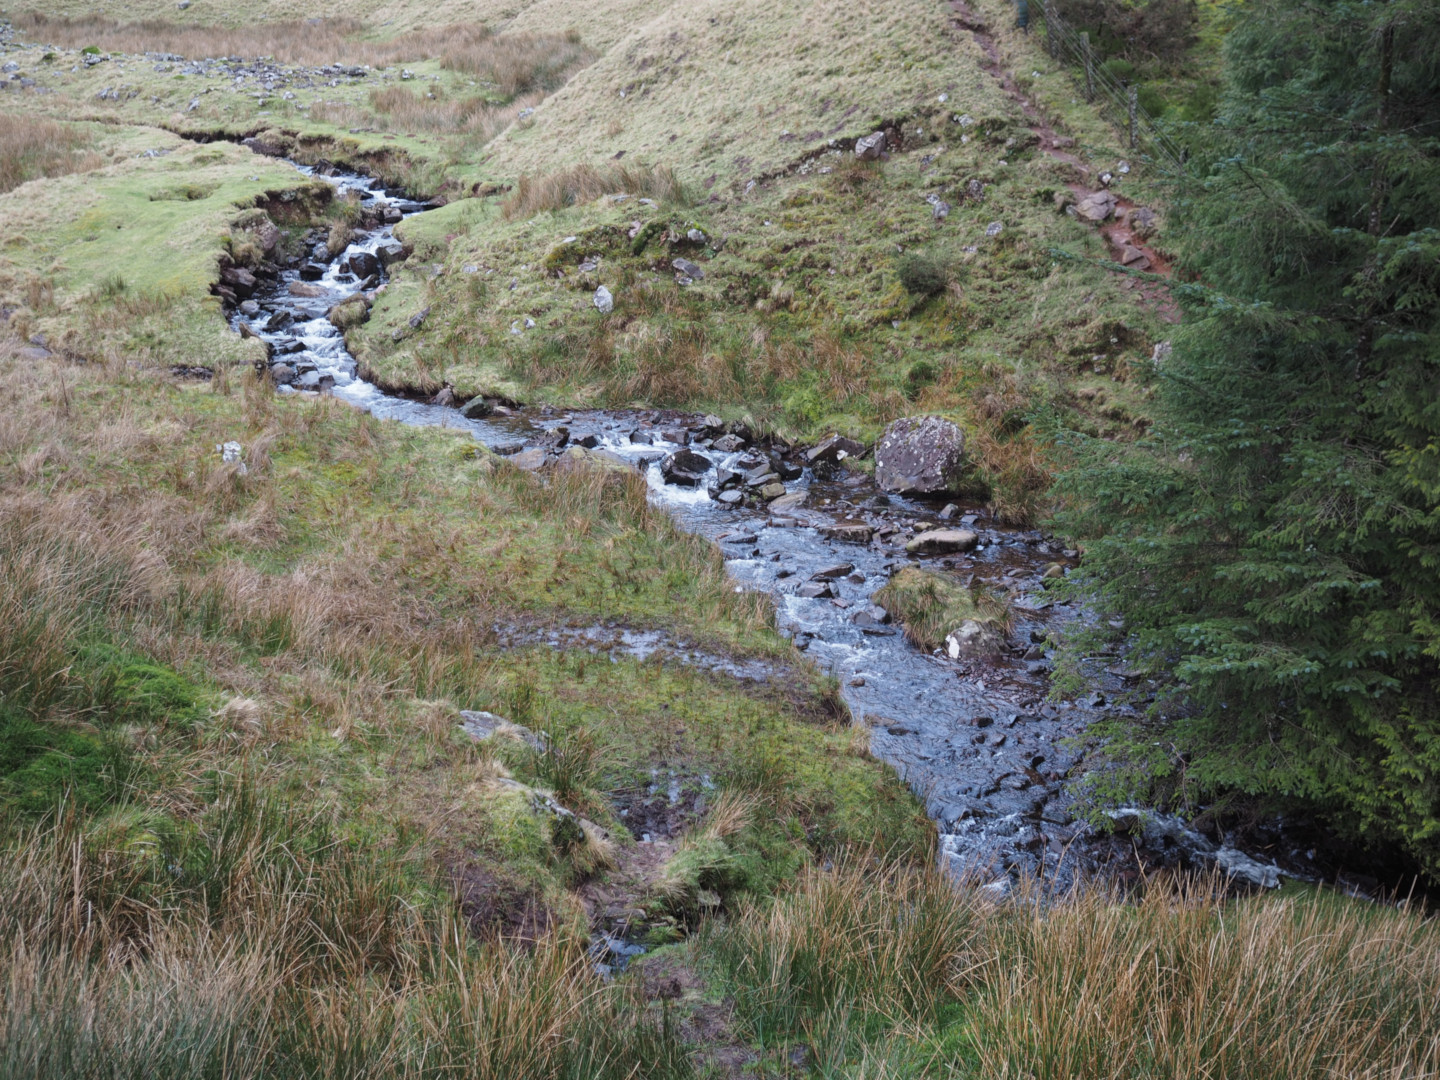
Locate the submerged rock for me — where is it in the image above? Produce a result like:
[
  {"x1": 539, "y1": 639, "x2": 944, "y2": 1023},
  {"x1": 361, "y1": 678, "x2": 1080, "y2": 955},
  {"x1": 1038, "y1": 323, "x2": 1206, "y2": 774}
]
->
[
  {"x1": 1105, "y1": 809, "x2": 1282, "y2": 889},
  {"x1": 459, "y1": 396, "x2": 490, "y2": 419},
  {"x1": 796, "y1": 581, "x2": 835, "y2": 599},
  {"x1": 819, "y1": 522, "x2": 873, "y2": 544},
  {"x1": 769, "y1": 490, "x2": 809, "y2": 515}
]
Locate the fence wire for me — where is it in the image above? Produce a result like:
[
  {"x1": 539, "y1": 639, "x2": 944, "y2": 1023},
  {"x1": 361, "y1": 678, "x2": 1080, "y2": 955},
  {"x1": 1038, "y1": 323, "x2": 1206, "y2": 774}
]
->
[{"x1": 1039, "y1": 1, "x2": 1187, "y2": 172}]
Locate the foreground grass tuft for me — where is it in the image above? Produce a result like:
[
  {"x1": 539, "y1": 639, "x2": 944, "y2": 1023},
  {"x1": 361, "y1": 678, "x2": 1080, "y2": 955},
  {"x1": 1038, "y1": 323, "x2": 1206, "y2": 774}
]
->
[{"x1": 706, "y1": 862, "x2": 1440, "y2": 1077}]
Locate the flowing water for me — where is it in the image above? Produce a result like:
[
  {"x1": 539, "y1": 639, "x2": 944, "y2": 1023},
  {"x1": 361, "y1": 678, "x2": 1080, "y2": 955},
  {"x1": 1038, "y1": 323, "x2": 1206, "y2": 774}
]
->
[{"x1": 232, "y1": 164, "x2": 1294, "y2": 897}]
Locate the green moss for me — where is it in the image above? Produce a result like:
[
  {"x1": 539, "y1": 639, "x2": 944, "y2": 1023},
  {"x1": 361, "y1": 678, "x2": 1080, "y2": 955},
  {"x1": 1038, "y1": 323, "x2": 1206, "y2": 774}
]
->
[
  {"x1": 79, "y1": 644, "x2": 212, "y2": 729},
  {"x1": 0, "y1": 705, "x2": 133, "y2": 816}
]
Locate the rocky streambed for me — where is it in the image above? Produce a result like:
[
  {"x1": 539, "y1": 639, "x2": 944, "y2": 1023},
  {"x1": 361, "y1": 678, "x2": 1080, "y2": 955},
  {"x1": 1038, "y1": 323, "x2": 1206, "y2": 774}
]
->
[{"x1": 225, "y1": 163, "x2": 1306, "y2": 898}]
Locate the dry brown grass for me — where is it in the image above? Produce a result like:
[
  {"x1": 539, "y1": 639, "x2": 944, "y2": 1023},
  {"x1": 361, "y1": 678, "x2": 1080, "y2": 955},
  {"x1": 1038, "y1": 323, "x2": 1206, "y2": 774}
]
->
[
  {"x1": 968, "y1": 361, "x2": 1051, "y2": 525},
  {"x1": 366, "y1": 84, "x2": 543, "y2": 142},
  {"x1": 710, "y1": 857, "x2": 985, "y2": 1031},
  {"x1": 713, "y1": 860, "x2": 1440, "y2": 1078},
  {"x1": 970, "y1": 878, "x2": 1440, "y2": 1078},
  {"x1": 9, "y1": 13, "x2": 490, "y2": 67},
  {"x1": 0, "y1": 805, "x2": 674, "y2": 1079},
  {"x1": 0, "y1": 116, "x2": 104, "y2": 195},
  {"x1": 0, "y1": 332, "x2": 771, "y2": 729},
  {"x1": 440, "y1": 29, "x2": 593, "y2": 98},
  {"x1": 502, "y1": 163, "x2": 689, "y2": 220},
  {"x1": 9, "y1": 15, "x2": 593, "y2": 107}
]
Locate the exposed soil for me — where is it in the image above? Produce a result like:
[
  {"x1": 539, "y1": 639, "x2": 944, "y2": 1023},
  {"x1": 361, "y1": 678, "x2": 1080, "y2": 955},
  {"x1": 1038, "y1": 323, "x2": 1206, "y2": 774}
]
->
[
  {"x1": 578, "y1": 836, "x2": 674, "y2": 933},
  {"x1": 451, "y1": 863, "x2": 555, "y2": 944},
  {"x1": 632, "y1": 951, "x2": 759, "y2": 1078}
]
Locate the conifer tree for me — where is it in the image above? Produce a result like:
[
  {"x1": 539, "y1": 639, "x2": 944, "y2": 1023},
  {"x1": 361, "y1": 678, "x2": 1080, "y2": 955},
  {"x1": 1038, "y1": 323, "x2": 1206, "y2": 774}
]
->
[{"x1": 1057, "y1": 0, "x2": 1440, "y2": 874}]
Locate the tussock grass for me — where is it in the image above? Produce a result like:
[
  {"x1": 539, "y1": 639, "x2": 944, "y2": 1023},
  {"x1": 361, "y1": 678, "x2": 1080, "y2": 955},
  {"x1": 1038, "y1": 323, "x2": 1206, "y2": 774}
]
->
[
  {"x1": 0, "y1": 506, "x2": 158, "y2": 713},
  {"x1": 873, "y1": 567, "x2": 1012, "y2": 653},
  {"x1": 440, "y1": 29, "x2": 594, "y2": 98},
  {"x1": 0, "y1": 796, "x2": 690, "y2": 1080},
  {"x1": 502, "y1": 163, "x2": 689, "y2": 220},
  {"x1": 0, "y1": 116, "x2": 103, "y2": 194},
  {"x1": 968, "y1": 879, "x2": 1440, "y2": 1078},
  {"x1": 364, "y1": 84, "x2": 545, "y2": 144},
  {"x1": 712, "y1": 862, "x2": 1440, "y2": 1077},
  {"x1": 708, "y1": 858, "x2": 984, "y2": 1038}
]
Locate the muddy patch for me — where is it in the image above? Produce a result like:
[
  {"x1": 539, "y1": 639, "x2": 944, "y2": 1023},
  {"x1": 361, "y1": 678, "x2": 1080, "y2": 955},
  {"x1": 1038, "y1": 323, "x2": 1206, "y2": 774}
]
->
[{"x1": 452, "y1": 864, "x2": 554, "y2": 945}]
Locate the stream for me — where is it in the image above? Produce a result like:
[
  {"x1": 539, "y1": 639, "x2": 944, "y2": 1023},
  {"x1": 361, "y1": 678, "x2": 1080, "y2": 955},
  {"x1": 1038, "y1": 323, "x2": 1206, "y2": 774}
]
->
[{"x1": 229, "y1": 163, "x2": 1296, "y2": 901}]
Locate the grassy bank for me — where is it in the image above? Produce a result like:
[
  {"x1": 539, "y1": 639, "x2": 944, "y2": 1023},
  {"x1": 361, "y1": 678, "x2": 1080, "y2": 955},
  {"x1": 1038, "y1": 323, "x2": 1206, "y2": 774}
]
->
[{"x1": 2, "y1": 0, "x2": 1165, "y2": 523}]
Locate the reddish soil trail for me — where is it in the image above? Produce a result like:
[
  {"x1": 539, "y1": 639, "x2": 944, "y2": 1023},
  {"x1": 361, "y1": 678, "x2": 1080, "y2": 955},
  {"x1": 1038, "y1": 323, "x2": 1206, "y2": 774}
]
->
[{"x1": 951, "y1": 0, "x2": 1179, "y2": 322}]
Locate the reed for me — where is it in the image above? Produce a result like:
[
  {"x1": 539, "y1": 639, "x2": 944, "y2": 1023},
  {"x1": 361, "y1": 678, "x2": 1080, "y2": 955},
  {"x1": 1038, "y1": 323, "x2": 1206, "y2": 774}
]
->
[
  {"x1": 502, "y1": 163, "x2": 690, "y2": 220},
  {"x1": 0, "y1": 116, "x2": 103, "y2": 194}
]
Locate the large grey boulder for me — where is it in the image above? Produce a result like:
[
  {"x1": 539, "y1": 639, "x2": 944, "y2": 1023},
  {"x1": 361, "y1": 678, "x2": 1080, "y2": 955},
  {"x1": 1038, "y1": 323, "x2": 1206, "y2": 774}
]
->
[
  {"x1": 855, "y1": 131, "x2": 887, "y2": 160},
  {"x1": 875, "y1": 416, "x2": 966, "y2": 495}
]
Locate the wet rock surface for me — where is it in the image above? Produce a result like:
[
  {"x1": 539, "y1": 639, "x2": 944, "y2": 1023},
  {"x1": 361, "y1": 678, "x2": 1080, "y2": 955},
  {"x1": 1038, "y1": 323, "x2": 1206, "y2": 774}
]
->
[{"x1": 875, "y1": 415, "x2": 967, "y2": 495}]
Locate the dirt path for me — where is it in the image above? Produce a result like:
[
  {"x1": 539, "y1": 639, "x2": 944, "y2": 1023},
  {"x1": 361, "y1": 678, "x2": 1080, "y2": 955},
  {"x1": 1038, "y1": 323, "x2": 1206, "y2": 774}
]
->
[{"x1": 951, "y1": 0, "x2": 1179, "y2": 322}]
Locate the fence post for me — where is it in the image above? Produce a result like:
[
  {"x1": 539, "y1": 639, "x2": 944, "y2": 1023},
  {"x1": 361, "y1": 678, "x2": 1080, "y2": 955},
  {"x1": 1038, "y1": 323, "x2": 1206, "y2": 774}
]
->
[
  {"x1": 1043, "y1": 0, "x2": 1057, "y2": 58},
  {"x1": 1128, "y1": 84, "x2": 1138, "y2": 148},
  {"x1": 1082, "y1": 32, "x2": 1095, "y2": 102}
]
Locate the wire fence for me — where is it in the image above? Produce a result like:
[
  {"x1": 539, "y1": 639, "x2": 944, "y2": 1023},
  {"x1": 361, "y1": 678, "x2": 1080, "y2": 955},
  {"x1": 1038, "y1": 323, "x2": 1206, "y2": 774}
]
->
[{"x1": 1039, "y1": 0, "x2": 1187, "y2": 172}]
